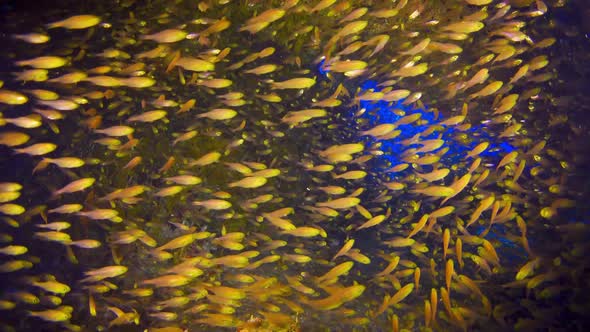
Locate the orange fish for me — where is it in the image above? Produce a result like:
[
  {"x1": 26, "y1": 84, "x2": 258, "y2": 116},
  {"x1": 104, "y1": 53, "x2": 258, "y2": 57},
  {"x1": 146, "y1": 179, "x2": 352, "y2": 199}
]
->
[{"x1": 123, "y1": 156, "x2": 142, "y2": 170}]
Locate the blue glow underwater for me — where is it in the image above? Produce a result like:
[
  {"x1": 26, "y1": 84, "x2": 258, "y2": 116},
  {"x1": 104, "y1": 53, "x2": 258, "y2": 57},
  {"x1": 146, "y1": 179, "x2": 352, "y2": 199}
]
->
[
  {"x1": 354, "y1": 79, "x2": 517, "y2": 171},
  {"x1": 342, "y1": 76, "x2": 527, "y2": 259}
]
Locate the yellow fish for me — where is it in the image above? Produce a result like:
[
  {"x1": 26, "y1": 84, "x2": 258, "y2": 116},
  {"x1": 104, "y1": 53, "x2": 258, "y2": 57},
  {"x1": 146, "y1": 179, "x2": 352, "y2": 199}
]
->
[
  {"x1": 316, "y1": 261, "x2": 354, "y2": 284},
  {"x1": 154, "y1": 186, "x2": 183, "y2": 197},
  {"x1": 270, "y1": 77, "x2": 316, "y2": 90},
  {"x1": 53, "y1": 178, "x2": 95, "y2": 196},
  {"x1": 197, "y1": 108, "x2": 238, "y2": 120},
  {"x1": 77, "y1": 209, "x2": 119, "y2": 220},
  {"x1": 0, "y1": 90, "x2": 28, "y2": 105},
  {"x1": 156, "y1": 232, "x2": 211, "y2": 251},
  {"x1": 174, "y1": 57, "x2": 215, "y2": 72},
  {"x1": 29, "y1": 307, "x2": 71, "y2": 322},
  {"x1": 386, "y1": 283, "x2": 414, "y2": 307},
  {"x1": 142, "y1": 274, "x2": 191, "y2": 288},
  {"x1": 332, "y1": 239, "x2": 355, "y2": 261},
  {"x1": 356, "y1": 215, "x2": 386, "y2": 231},
  {"x1": 412, "y1": 186, "x2": 455, "y2": 197},
  {"x1": 442, "y1": 21, "x2": 484, "y2": 33},
  {"x1": 197, "y1": 78, "x2": 232, "y2": 89},
  {"x1": 165, "y1": 175, "x2": 202, "y2": 185},
  {"x1": 31, "y1": 280, "x2": 70, "y2": 295},
  {"x1": 13, "y1": 33, "x2": 50, "y2": 44},
  {"x1": 305, "y1": 284, "x2": 365, "y2": 310},
  {"x1": 0, "y1": 245, "x2": 28, "y2": 256},
  {"x1": 407, "y1": 214, "x2": 430, "y2": 238},
  {"x1": 0, "y1": 131, "x2": 30, "y2": 146},
  {"x1": 333, "y1": 170, "x2": 367, "y2": 180},
  {"x1": 192, "y1": 199, "x2": 231, "y2": 210},
  {"x1": 316, "y1": 197, "x2": 360, "y2": 209},
  {"x1": 142, "y1": 29, "x2": 187, "y2": 43},
  {"x1": 190, "y1": 151, "x2": 222, "y2": 166},
  {"x1": 228, "y1": 177, "x2": 267, "y2": 188},
  {"x1": 415, "y1": 169, "x2": 450, "y2": 182},
  {"x1": 47, "y1": 15, "x2": 100, "y2": 29},
  {"x1": 14, "y1": 143, "x2": 57, "y2": 156},
  {"x1": 94, "y1": 125, "x2": 134, "y2": 137},
  {"x1": 16, "y1": 56, "x2": 67, "y2": 69},
  {"x1": 282, "y1": 227, "x2": 322, "y2": 238},
  {"x1": 392, "y1": 63, "x2": 428, "y2": 77},
  {"x1": 243, "y1": 64, "x2": 278, "y2": 75}
]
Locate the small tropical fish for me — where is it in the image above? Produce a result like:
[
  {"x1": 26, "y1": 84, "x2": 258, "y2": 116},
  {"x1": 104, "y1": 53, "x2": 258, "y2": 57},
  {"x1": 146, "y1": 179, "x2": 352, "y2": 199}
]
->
[
  {"x1": 156, "y1": 232, "x2": 211, "y2": 251},
  {"x1": 228, "y1": 177, "x2": 267, "y2": 188},
  {"x1": 127, "y1": 110, "x2": 167, "y2": 123},
  {"x1": 31, "y1": 280, "x2": 70, "y2": 295},
  {"x1": 165, "y1": 175, "x2": 202, "y2": 185},
  {"x1": 77, "y1": 209, "x2": 119, "y2": 220},
  {"x1": 29, "y1": 307, "x2": 72, "y2": 322},
  {"x1": 0, "y1": 132, "x2": 30, "y2": 146},
  {"x1": 316, "y1": 197, "x2": 360, "y2": 209},
  {"x1": 282, "y1": 227, "x2": 321, "y2": 238},
  {"x1": 16, "y1": 56, "x2": 68, "y2": 69},
  {"x1": 142, "y1": 29, "x2": 187, "y2": 43},
  {"x1": 356, "y1": 215, "x2": 386, "y2": 231},
  {"x1": 190, "y1": 152, "x2": 221, "y2": 166},
  {"x1": 0, "y1": 90, "x2": 29, "y2": 105},
  {"x1": 333, "y1": 170, "x2": 367, "y2": 180},
  {"x1": 412, "y1": 186, "x2": 455, "y2": 197},
  {"x1": 196, "y1": 108, "x2": 238, "y2": 121},
  {"x1": 95, "y1": 126, "x2": 134, "y2": 137},
  {"x1": 47, "y1": 15, "x2": 100, "y2": 29},
  {"x1": 13, "y1": 33, "x2": 50, "y2": 44},
  {"x1": 316, "y1": 261, "x2": 354, "y2": 284},
  {"x1": 192, "y1": 199, "x2": 231, "y2": 210},
  {"x1": 14, "y1": 143, "x2": 57, "y2": 156},
  {"x1": 53, "y1": 178, "x2": 95, "y2": 196},
  {"x1": 0, "y1": 245, "x2": 28, "y2": 256},
  {"x1": 270, "y1": 77, "x2": 316, "y2": 90},
  {"x1": 82, "y1": 265, "x2": 128, "y2": 283}
]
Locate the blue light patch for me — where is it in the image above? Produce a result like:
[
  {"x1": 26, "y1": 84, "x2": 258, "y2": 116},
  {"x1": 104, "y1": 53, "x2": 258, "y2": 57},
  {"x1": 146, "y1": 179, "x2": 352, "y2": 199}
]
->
[
  {"x1": 352, "y1": 78, "x2": 523, "y2": 254},
  {"x1": 360, "y1": 79, "x2": 378, "y2": 91},
  {"x1": 354, "y1": 79, "x2": 517, "y2": 178},
  {"x1": 317, "y1": 58, "x2": 328, "y2": 76}
]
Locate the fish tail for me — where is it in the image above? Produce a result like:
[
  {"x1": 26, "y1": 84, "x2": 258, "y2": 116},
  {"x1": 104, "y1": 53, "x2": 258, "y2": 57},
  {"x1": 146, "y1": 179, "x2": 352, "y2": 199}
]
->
[
  {"x1": 311, "y1": 149, "x2": 323, "y2": 156},
  {"x1": 165, "y1": 51, "x2": 181, "y2": 73},
  {"x1": 295, "y1": 294, "x2": 310, "y2": 306},
  {"x1": 80, "y1": 275, "x2": 99, "y2": 283},
  {"x1": 32, "y1": 159, "x2": 50, "y2": 174}
]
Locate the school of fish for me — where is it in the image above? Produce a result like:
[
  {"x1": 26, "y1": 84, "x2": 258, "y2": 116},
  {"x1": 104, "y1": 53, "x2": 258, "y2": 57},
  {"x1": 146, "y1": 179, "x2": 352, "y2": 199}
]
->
[{"x1": 0, "y1": 0, "x2": 589, "y2": 331}]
